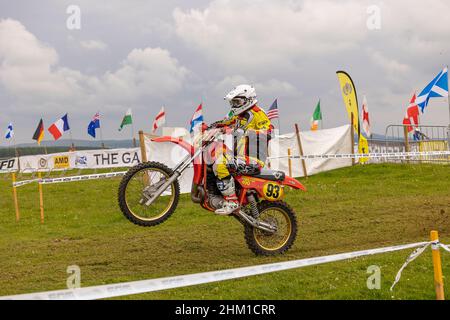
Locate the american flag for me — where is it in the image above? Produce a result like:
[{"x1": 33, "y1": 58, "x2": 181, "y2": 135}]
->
[{"x1": 267, "y1": 99, "x2": 279, "y2": 120}]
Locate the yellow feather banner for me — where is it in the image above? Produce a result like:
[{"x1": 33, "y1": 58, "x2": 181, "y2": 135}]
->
[
  {"x1": 336, "y1": 71, "x2": 360, "y2": 136},
  {"x1": 358, "y1": 135, "x2": 370, "y2": 163}
]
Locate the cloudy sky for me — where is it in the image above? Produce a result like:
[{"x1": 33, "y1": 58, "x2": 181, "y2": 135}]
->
[{"x1": 0, "y1": 0, "x2": 449, "y2": 145}]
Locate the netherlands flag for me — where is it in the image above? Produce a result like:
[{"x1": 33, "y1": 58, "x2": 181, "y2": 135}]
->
[
  {"x1": 189, "y1": 104, "x2": 203, "y2": 133},
  {"x1": 48, "y1": 114, "x2": 70, "y2": 141}
]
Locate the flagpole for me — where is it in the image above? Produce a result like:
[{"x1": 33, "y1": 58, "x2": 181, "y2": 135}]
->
[
  {"x1": 447, "y1": 65, "x2": 450, "y2": 150},
  {"x1": 131, "y1": 109, "x2": 136, "y2": 148},
  {"x1": 98, "y1": 110, "x2": 105, "y2": 149},
  {"x1": 277, "y1": 99, "x2": 281, "y2": 135},
  {"x1": 67, "y1": 113, "x2": 75, "y2": 151},
  {"x1": 12, "y1": 128, "x2": 19, "y2": 158},
  {"x1": 320, "y1": 99, "x2": 323, "y2": 130}
]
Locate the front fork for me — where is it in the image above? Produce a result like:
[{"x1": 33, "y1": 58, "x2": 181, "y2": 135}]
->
[
  {"x1": 234, "y1": 192, "x2": 278, "y2": 234},
  {"x1": 141, "y1": 150, "x2": 201, "y2": 207}
]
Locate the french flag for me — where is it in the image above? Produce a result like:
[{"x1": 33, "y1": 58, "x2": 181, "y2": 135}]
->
[
  {"x1": 189, "y1": 104, "x2": 203, "y2": 133},
  {"x1": 48, "y1": 114, "x2": 70, "y2": 141}
]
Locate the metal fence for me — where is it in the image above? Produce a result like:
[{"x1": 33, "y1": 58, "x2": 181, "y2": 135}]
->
[{"x1": 369, "y1": 124, "x2": 450, "y2": 163}]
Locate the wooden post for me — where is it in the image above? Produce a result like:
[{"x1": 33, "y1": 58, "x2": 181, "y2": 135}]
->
[
  {"x1": 139, "y1": 130, "x2": 148, "y2": 163},
  {"x1": 403, "y1": 125, "x2": 410, "y2": 163},
  {"x1": 11, "y1": 173, "x2": 20, "y2": 222},
  {"x1": 139, "y1": 130, "x2": 149, "y2": 186},
  {"x1": 294, "y1": 124, "x2": 308, "y2": 178},
  {"x1": 430, "y1": 230, "x2": 445, "y2": 300},
  {"x1": 38, "y1": 172, "x2": 44, "y2": 224},
  {"x1": 350, "y1": 113, "x2": 355, "y2": 166},
  {"x1": 287, "y1": 148, "x2": 293, "y2": 177}
]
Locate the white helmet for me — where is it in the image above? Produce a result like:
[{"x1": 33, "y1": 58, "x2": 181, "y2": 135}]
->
[{"x1": 224, "y1": 84, "x2": 258, "y2": 116}]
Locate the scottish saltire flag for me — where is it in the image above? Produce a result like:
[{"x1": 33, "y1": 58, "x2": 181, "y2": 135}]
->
[
  {"x1": 189, "y1": 104, "x2": 203, "y2": 133},
  {"x1": 416, "y1": 67, "x2": 448, "y2": 113},
  {"x1": 5, "y1": 123, "x2": 13, "y2": 139},
  {"x1": 152, "y1": 107, "x2": 166, "y2": 134},
  {"x1": 267, "y1": 99, "x2": 279, "y2": 120},
  {"x1": 48, "y1": 114, "x2": 70, "y2": 141},
  {"x1": 88, "y1": 112, "x2": 101, "y2": 138}
]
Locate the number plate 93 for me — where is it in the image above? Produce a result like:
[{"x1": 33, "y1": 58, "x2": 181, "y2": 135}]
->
[{"x1": 262, "y1": 182, "x2": 284, "y2": 201}]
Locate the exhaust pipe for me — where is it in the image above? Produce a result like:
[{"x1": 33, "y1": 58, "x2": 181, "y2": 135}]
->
[
  {"x1": 235, "y1": 211, "x2": 277, "y2": 233},
  {"x1": 191, "y1": 183, "x2": 205, "y2": 204}
]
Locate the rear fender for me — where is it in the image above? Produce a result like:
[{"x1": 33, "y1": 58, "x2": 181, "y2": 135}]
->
[{"x1": 282, "y1": 176, "x2": 307, "y2": 191}]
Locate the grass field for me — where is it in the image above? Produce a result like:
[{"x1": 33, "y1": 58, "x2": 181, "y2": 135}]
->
[{"x1": 0, "y1": 163, "x2": 449, "y2": 300}]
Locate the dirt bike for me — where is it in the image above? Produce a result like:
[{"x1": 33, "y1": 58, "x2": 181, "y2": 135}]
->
[{"x1": 118, "y1": 124, "x2": 306, "y2": 255}]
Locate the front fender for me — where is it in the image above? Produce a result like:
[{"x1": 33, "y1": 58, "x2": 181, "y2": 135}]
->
[
  {"x1": 282, "y1": 176, "x2": 307, "y2": 191},
  {"x1": 151, "y1": 136, "x2": 195, "y2": 156}
]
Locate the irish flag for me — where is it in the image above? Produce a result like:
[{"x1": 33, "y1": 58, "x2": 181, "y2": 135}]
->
[
  {"x1": 48, "y1": 114, "x2": 70, "y2": 141},
  {"x1": 310, "y1": 100, "x2": 322, "y2": 131},
  {"x1": 119, "y1": 108, "x2": 133, "y2": 131}
]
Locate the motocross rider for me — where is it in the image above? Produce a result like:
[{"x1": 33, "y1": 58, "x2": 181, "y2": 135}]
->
[{"x1": 212, "y1": 84, "x2": 273, "y2": 215}]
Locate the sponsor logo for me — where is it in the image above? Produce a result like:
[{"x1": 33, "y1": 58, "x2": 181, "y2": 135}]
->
[
  {"x1": 343, "y1": 82, "x2": 353, "y2": 95},
  {"x1": 75, "y1": 155, "x2": 88, "y2": 167},
  {"x1": 93, "y1": 151, "x2": 140, "y2": 166},
  {"x1": 0, "y1": 158, "x2": 16, "y2": 171},
  {"x1": 53, "y1": 155, "x2": 70, "y2": 169},
  {"x1": 39, "y1": 158, "x2": 48, "y2": 169},
  {"x1": 240, "y1": 177, "x2": 252, "y2": 186}
]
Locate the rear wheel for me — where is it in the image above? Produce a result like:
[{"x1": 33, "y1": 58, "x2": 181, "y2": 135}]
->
[
  {"x1": 118, "y1": 162, "x2": 180, "y2": 227},
  {"x1": 244, "y1": 201, "x2": 297, "y2": 256}
]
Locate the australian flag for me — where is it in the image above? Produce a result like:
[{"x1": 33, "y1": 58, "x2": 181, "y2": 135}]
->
[
  {"x1": 88, "y1": 112, "x2": 101, "y2": 138},
  {"x1": 416, "y1": 67, "x2": 448, "y2": 113},
  {"x1": 5, "y1": 123, "x2": 13, "y2": 139}
]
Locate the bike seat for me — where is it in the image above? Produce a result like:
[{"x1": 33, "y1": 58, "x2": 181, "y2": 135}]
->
[
  {"x1": 250, "y1": 168, "x2": 286, "y2": 182},
  {"x1": 228, "y1": 162, "x2": 261, "y2": 176}
]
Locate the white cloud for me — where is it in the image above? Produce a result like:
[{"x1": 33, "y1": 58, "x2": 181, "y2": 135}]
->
[
  {"x1": 367, "y1": 49, "x2": 412, "y2": 86},
  {"x1": 80, "y1": 39, "x2": 107, "y2": 50},
  {"x1": 0, "y1": 19, "x2": 82, "y2": 102},
  {"x1": 98, "y1": 47, "x2": 188, "y2": 103},
  {"x1": 213, "y1": 75, "x2": 298, "y2": 99},
  {"x1": 0, "y1": 19, "x2": 188, "y2": 113},
  {"x1": 174, "y1": 0, "x2": 368, "y2": 73}
]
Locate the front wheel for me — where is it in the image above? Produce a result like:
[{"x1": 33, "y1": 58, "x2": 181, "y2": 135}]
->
[
  {"x1": 244, "y1": 201, "x2": 297, "y2": 256},
  {"x1": 118, "y1": 162, "x2": 180, "y2": 227}
]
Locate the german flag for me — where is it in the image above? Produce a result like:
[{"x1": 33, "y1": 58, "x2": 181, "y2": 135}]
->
[{"x1": 32, "y1": 119, "x2": 45, "y2": 145}]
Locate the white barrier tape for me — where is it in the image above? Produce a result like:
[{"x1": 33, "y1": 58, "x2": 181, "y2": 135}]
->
[
  {"x1": 439, "y1": 243, "x2": 450, "y2": 253},
  {"x1": 39, "y1": 171, "x2": 127, "y2": 185},
  {"x1": 390, "y1": 242, "x2": 433, "y2": 291},
  {"x1": 13, "y1": 178, "x2": 41, "y2": 188},
  {"x1": 390, "y1": 241, "x2": 450, "y2": 291},
  {"x1": 0, "y1": 241, "x2": 428, "y2": 300},
  {"x1": 268, "y1": 151, "x2": 450, "y2": 161}
]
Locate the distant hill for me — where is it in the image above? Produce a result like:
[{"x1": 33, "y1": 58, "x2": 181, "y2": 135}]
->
[
  {"x1": 0, "y1": 139, "x2": 135, "y2": 158},
  {"x1": 13, "y1": 139, "x2": 135, "y2": 149}
]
